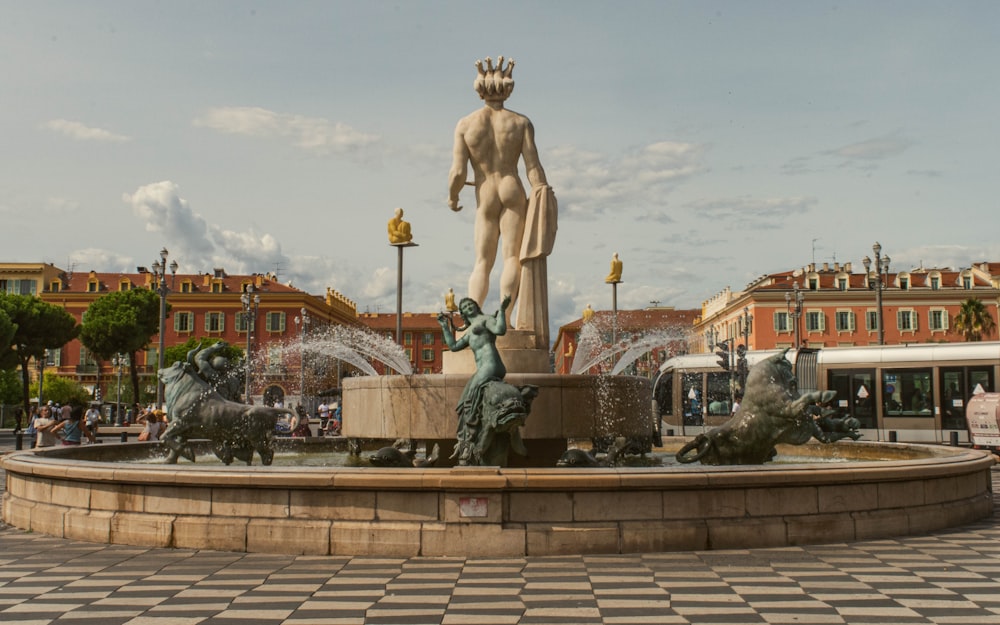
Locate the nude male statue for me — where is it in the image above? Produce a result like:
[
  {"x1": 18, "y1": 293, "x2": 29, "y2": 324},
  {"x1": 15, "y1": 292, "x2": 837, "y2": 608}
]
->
[{"x1": 448, "y1": 56, "x2": 551, "y2": 325}]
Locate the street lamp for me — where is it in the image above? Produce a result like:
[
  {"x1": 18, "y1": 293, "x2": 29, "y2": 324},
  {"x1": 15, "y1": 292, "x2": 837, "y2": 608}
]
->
[
  {"x1": 738, "y1": 307, "x2": 753, "y2": 391},
  {"x1": 862, "y1": 242, "x2": 891, "y2": 345},
  {"x1": 112, "y1": 353, "x2": 128, "y2": 425},
  {"x1": 240, "y1": 284, "x2": 260, "y2": 403},
  {"x1": 294, "y1": 308, "x2": 310, "y2": 410},
  {"x1": 785, "y1": 281, "x2": 804, "y2": 348},
  {"x1": 151, "y1": 248, "x2": 178, "y2": 409}
]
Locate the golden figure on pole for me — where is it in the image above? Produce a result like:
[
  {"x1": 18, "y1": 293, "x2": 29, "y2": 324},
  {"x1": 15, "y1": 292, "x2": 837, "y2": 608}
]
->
[{"x1": 605, "y1": 252, "x2": 623, "y2": 284}]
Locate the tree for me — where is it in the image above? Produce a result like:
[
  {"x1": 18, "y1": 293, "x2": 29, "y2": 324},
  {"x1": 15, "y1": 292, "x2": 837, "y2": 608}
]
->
[
  {"x1": 79, "y1": 288, "x2": 163, "y2": 404},
  {"x1": 0, "y1": 293, "x2": 80, "y2": 415},
  {"x1": 163, "y1": 337, "x2": 244, "y2": 369},
  {"x1": 30, "y1": 373, "x2": 91, "y2": 406},
  {"x1": 952, "y1": 297, "x2": 997, "y2": 342}
]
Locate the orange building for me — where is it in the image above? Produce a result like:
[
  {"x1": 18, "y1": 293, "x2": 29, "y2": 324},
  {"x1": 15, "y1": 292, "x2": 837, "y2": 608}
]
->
[
  {"x1": 36, "y1": 266, "x2": 359, "y2": 407},
  {"x1": 552, "y1": 307, "x2": 700, "y2": 376},
  {"x1": 356, "y1": 312, "x2": 447, "y2": 374},
  {"x1": 695, "y1": 261, "x2": 1000, "y2": 353}
]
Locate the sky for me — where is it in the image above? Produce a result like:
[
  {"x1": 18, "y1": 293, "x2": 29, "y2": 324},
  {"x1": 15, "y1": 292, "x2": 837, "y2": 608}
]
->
[{"x1": 2, "y1": 1, "x2": 998, "y2": 342}]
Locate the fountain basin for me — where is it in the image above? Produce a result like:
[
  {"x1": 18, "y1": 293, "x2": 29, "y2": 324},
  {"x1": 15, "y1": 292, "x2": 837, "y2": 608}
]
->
[{"x1": 2, "y1": 440, "x2": 993, "y2": 556}]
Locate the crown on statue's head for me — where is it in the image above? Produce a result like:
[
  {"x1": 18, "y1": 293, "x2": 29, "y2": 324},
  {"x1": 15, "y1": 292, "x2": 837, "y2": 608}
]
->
[{"x1": 474, "y1": 55, "x2": 515, "y2": 101}]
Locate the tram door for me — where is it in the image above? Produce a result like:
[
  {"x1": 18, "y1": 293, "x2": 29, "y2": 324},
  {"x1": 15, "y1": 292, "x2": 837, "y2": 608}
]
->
[
  {"x1": 827, "y1": 369, "x2": 877, "y2": 429},
  {"x1": 940, "y1": 366, "x2": 995, "y2": 431}
]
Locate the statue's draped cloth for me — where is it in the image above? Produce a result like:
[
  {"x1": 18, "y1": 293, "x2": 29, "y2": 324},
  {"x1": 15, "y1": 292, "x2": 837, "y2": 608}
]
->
[{"x1": 517, "y1": 184, "x2": 557, "y2": 346}]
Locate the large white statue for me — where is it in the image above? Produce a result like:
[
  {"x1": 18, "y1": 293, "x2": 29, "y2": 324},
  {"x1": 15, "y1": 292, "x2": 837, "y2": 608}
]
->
[{"x1": 448, "y1": 56, "x2": 557, "y2": 345}]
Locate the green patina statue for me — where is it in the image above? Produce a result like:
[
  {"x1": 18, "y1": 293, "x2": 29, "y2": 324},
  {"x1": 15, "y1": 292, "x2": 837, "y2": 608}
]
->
[{"x1": 437, "y1": 295, "x2": 538, "y2": 466}]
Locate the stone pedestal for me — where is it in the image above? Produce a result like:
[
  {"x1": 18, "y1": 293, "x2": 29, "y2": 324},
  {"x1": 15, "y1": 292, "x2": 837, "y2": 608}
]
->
[
  {"x1": 442, "y1": 329, "x2": 551, "y2": 374},
  {"x1": 342, "y1": 373, "x2": 654, "y2": 467}
]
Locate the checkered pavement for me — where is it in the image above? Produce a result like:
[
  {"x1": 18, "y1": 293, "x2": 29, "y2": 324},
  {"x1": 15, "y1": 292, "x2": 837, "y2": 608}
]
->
[{"x1": 2, "y1": 447, "x2": 998, "y2": 624}]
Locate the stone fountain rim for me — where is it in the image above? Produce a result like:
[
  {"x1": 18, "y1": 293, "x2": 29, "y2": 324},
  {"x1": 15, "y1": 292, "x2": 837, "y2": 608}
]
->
[{"x1": 3, "y1": 441, "x2": 994, "y2": 491}]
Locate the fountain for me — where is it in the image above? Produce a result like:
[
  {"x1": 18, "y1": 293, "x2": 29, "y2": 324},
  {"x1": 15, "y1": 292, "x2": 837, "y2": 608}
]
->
[{"x1": 1, "y1": 56, "x2": 994, "y2": 556}]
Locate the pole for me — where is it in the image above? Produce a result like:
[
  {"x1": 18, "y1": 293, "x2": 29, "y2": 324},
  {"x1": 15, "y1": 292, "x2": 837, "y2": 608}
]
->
[
  {"x1": 299, "y1": 308, "x2": 308, "y2": 409},
  {"x1": 242, "y1": 285, "x2": 258, "y2": 403},
  {"x1": 611, "y1": 282, "x2": 619, "y2": 345},
  {"x1": 396, "y1": 245, "x2": 404, "y2": 345}
]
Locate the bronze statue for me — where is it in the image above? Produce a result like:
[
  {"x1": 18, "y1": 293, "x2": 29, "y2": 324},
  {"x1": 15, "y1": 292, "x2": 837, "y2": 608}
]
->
[
  {"x1": 676, "y1": 349, "x2": 859, "y2": 465},
  {"x1": 437, "y1": 296, "x2": 537, "y2": 466}
]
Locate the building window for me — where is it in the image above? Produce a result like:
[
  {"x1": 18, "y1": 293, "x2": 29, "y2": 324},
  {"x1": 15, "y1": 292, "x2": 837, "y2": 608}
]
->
[
  {"x1": 236, "y1": 311, "x2": 250, "y2": 332},
  {"x1": 805, "y1": 311, "x2": 825, "y2": 332},
  {"x1": 963, "y1": 276, "x2": 972, "y2": 289},
  {"x1": 2, "y1": 279, "x2": 38, "y2": 295},
  {"x1": 119, "y1": 280, "x2": 131, "y2": 291},
  {"x1": 838, "y1": 278, "x2": 847, "y2": 291},
  {"x1": 205, "y1": 312, "x2": 225, "y2": 333},
  {"x1": 897, "y1": 309, "x2": 917, "y2": 332},
  {"x1": 265, "y1": 311, "x2": 286, "y2": 332},
  {"x1": 266, "y1": 346, "x2": 284, "y2": 374},
  {"x1": 87, "y1": 280, "x2": 99, "y2": 293},
  {"x1": 808, "y1": 278, "x2": 818, "y2": 290},
  {"x1": 773, "y1": 311, "x2": 789, "y2": 332},
  {"x1": 928, "y1": 309, "x2": 948, "y2": 331},
  {"x1": 421, "y1": 367, "x2": 433, "y2": 374},
  {"x1": 930, "y1": 276, "x2": 940, "y2": 290},
  {"x1": 422, "y1": 348, "x2": 434, "y2": 362},
  {"x1": 180, "y1": 281, "x2": 194, "y2": 293},
  {"x1": 49, "y1": 281, "x2": 61, "y2": 292},
  {"x1": 865, "y1": 310, "x2": 878, "y2": 332},
  {"x1": 404, "y1": 332, "x2": 413, "y2": 345},
  {"x1": 406, "y1": 348, "x2": 414, "y2": 362},
  {"x1": 835, "y1": 311, "x2": 855, "y2": 332},
  {"x1": 211, "y1": 281, "x2": 223, "y2": 293},
  {"x1": 899, "y1": 276, "x2": 909, "y2": 290},
  {"x1": 174, "y1": 311, "x2": 193, "y2": 333},
  {"x1": 422, "y1": 332, "x2": 434, "y2": 345}
]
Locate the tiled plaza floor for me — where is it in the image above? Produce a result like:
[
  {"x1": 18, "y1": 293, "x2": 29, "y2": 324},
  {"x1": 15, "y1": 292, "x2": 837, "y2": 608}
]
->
[{"x1": 2, "y1": 434, "x2": 999, "y2": 624}]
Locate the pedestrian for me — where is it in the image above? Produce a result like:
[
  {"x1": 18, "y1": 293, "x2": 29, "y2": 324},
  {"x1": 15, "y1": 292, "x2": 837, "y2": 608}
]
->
[
  {"x1": 32, "y1": 405, "x2": 59, "y2": 448},
  {"x1": 49, "y1": 405, "x2": 95, "y2": 445}
]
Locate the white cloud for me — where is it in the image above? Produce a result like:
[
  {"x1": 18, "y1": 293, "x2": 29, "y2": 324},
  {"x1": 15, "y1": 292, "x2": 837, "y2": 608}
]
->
[
  {"x1": 193, "y1": 106, "x2": 380, "y2": 155},
  {"x1": 43, "y1": 119, "x2": 130, "y2": 143},
  {"x1": 828, "y1": 133, "x2": 913, "y2": 161},
  {"x1": 545, "y1": 141, "x2": 705, "y2": 220}
]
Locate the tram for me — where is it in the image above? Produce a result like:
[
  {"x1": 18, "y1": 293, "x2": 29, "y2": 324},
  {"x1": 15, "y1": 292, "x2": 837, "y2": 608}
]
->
[{"x1": 653, "y1": 342, "x2": 1000, "y2": 444}]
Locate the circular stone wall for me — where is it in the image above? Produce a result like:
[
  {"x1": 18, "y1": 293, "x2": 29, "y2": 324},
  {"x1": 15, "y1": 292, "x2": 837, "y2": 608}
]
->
[{"x1": 1, "y1": 440, "x2": 994, "y2": 557}]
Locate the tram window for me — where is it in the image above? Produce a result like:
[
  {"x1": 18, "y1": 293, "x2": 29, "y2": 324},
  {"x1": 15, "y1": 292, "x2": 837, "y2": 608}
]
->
[
  {"x1": 654, "y1": 375, "x2": 674, "y2": 417},
  {"x1": 706, "y1": 372, "x2": 730, "y2": 416},
  {"x1": 681, "y1": 373, "x2": 703, "y2": 425},
  {"x1": 941, "y1": 370, "x2": 965, "y2": 430},
  {"x1": 883, "y1": 369, "x2": 933, "y2": 416},
  {"x1": 828, "y1": 369, "x2": 876, "y2": 429},
  {"x1": 970, "y1": 369, "x2": 993, "y2": 395}
]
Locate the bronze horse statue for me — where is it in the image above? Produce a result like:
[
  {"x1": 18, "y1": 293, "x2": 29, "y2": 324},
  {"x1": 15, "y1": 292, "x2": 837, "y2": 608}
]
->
[{"x1": 677, "y1": 349, "x2": 858, "y2": 465}]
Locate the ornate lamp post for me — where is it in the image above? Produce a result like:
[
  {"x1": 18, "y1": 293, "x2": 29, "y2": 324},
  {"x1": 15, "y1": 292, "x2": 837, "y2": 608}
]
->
[
  {"x1": 151, "y1": 248, "x2": 178, "y2": 409},
  {"x1": 294, "y1": 308, "x2": 310, "y2": 409},
  {"x1": 785, "y1": 281, "x2": 804, "y2": 348},
  {"x1": 112, "y1": 352, "x2": 128, "y2": 425},
  {"x1": 240, "y1": 284, "x2": 260, "y2": 402},
  {"x1": 737, "y1": 306, "x2": 753, "y2": 390},
  {"x1": 862, "y1": 242, "x2": 891, "y2": 345}
]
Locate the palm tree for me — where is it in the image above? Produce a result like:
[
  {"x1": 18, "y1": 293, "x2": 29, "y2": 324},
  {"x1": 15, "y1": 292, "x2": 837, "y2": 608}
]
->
[{"x1": 952, "y1": 298, "x2": 997, "y2": 342}]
